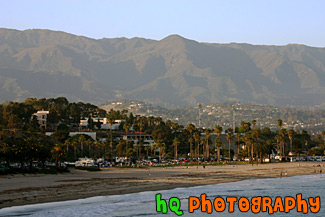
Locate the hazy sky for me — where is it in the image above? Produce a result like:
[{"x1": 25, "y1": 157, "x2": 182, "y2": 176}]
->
[{"x1": 1, "y1": 0, "x2": 324, "y2": 47}]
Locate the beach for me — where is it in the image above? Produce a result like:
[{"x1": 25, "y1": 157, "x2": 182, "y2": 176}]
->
[{"x1": 0, "y1": 162, "x2": 323, "y2": 209}]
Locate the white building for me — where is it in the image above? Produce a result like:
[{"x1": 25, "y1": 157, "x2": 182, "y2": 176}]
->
[
  {"x1": 117, "y1": 132, "x2": 155, "y2": 147},
  {"x1": 32, "y1": 111, "x2": 49, "y2": 129},
  {"x1": 79, "y1": 118, "x2": 125, "y2": 130}
]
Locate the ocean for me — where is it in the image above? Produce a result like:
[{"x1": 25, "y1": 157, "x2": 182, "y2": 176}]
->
[{"x1": 0, "y1": 174, "x2": 324, "y2": 217}]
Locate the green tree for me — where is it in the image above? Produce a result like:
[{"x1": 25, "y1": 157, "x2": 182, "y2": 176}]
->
[
  {"x1": 52, "y1": 144, "x2": 66, "y2": 168},
  {"x1": 193, "y1": 131, "x2": 200, "y2": 158},
  {"x1": 123, "y1": 122, "x2": 131, "y2": 154},
  {"x1": 205, "y1": 129, "x2": 212, "y2": 158},
  {"x1": 107, "y1": 109, "x2": 117, "y2": 161},
  {"x1": 187, "y1": 124, "x2": 195, "y2": 158},
  {"x1": 288, "y1": 129, "x2": 294, "y2": 153},
  {"x1": 226, "y1": 131, "x2": 234, "y2": 161},
  {"x1": 172, "y1": 137, "x2": 180, "y2": 160},
  {"x1": 214, "y1": 137, "x2": 222, "y2": 162}
]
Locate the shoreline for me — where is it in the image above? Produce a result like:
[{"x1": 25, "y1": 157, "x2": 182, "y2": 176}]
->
[{"x1": 0, "y1": 162, "x2": 323, "y2": 209}]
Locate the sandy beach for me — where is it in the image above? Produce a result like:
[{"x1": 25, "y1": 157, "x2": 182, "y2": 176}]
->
[{"x1": 0, "y1": 162, "x2": 323, "y2": 209}]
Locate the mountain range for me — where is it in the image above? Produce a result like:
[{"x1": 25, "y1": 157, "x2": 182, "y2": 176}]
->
[{"x1": 1, "y1": 28, "x2": 325, "y2": 107}]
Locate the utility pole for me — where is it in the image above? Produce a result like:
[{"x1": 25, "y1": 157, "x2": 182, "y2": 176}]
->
[{"x1": 232, "y1": 104, "x2": 236, "y2": 131}]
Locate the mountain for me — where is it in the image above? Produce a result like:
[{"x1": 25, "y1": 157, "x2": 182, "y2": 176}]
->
[{"x1": 1, "y1": 28, "x2": 325, "y2": 107}]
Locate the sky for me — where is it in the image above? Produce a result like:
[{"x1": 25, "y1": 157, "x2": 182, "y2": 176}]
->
[{"x1": 1, "y1": 0, "x2": 325, "y2": 47}]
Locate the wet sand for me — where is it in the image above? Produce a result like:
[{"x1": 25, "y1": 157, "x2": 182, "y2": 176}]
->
[{"x1": 0, "y1": 162, "x2": 323, "y2": 209}]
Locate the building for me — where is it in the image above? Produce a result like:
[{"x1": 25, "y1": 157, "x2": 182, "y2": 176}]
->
[
  {"x1": 117, "y1": 132, "x2": 155, "y2": 147},
  {"x1": 79, "y1": 118, "x2": 125, "y2": 130},
  {"x1": 32, "y1": 111, "x2": 49, "y2": 129}
]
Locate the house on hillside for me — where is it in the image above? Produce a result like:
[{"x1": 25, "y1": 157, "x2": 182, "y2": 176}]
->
[{"x1": 32, "y1": 111, "x2": 49, "y2": 129}]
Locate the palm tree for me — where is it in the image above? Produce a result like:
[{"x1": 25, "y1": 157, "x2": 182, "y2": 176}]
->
[
  {"x1": 193, "y1": 131, "x2": 200, "y2": 158},
  {"x1": 116, "y1": 140, "x2": 125, "y2": 157},
  {"x1": 205, "y1": 129, "x2": 212, "y2": 158},
  {"x1": 187, "y1": 124, "x2": 195, "y2": 158},
  {"x1": 78, "y1": 135, "x2": 86, "y2": 157},
  {"x1": 153, "y1": 143, "x2": 159, "y2": 158},
  {"x1": 171, "y1": 122, "x2": 180, "y2": 136},
  {"x1": 277, "y1": 119, "x2": 283, "y2": 130},
  {"x1": 244, "y1": 122, "x2": 251, "y2": 132},
  {"x1": 244, "y1": 132, "x2": 255, "y2": 165},
  {"x1": 274, "y1": 135, "x2": 280, "y2": 155},
  {"x1": 236, "y1": 128, "x2": 242, "y2": 153},
  {"x1": 157, "y1": 141, "x2": 165, "y2": 163},
  {"x1": 200, "y1": 137, "x2": 207, "y2": 159},
  {"x1": 86, "y1": 139, "x2": 93, "y2": 158},
  {"x1": 107, "y1": 112, "x2": 116, "y2": 161},
  {"x1": 227, "y1": 131, "x2": 234, "y2": 161},
  {"x1": 144, "y1": 145, "x2": 151, "y2": 159},
  {"x1": 52, "y1": 144, "x2": 66, "y2": 168},
  {"x1": 72, "y1": 139, "x2": 78, "y2": 160},
  {"x1": 137, "y1": 117, "x2": 146, "y2": 160},
  {"x1": 214, "y1": 125, "x2": 223, "y2": 155},
  {"x1": 279, "y1": 128, "x2": 287, "y2": 154},
  {"x1": 64, "y1": 140, "x2": 69, "y2": 156},
  {"x1": 215, "y1": 125, "x2": 223, "y2": 137},
  {"x1": 172, "y1": 137, "x2": 180, "y2": 160},
  {"x1": 288, "y1": 129, "x2": 294, "y2": 153},
  {"x1": 254, "y1": 129, "x2": 260, "y2": 163},
  {"x1": 123, "y1": 123, "x2": 131, "y2": 154},
  {"x1": 214, "y1": 137, "x2": 222, "y2": 163}
]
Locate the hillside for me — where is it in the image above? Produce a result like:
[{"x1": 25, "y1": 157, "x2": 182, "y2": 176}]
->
[
  {"x1": 102, "y1": 100, "x2": 325, "y2": 133},
  {"x1": 1, "y1": 28, "x2": 325, "y2": 107}
]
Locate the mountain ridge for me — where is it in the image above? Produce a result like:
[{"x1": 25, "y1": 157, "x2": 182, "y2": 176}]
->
[{"x1": 1, "y1": 28, "x2": 325, "y2": 107}]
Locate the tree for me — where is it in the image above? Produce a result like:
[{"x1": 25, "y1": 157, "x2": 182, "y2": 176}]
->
[
  {"x1": 123, "y1": 122, "x2": 131, "y2": 154},
  {"x1": 0, "y1": 141, "x2": 14, "y2": 168},
  {"x1": 144, "y1": 144, "x2": 151, "y2": 159},
  {"x1": 236, "y1": 127, "x2": 244, "y2": 153},
  {"x1": 172, "y1": 137, "x2": 180, "y2": 160},
  {"x1": 152, "y1": 124, "x2": 169, "y2": 162},
  {"x1": 157, "y1": 141, "x2": 165, "y2": 163},
  {"x1": 78, "y1": 135, "x2": 86, "y2": 157},
  {"x1": 214, "y1": 137, "x2": 222, "y2": 162},
  {"x1": 244, "y1": 132, "x2": 255, "y2": 165},
  {"x1": 116, "y1": 140, "x2": 126, "y2": 157},
  {"x1": 279, "y1": 128, "x2": 287, "y2": 154},
  {"x1": 205, "y1": 129, "x2": 212, "y2": 158},
  {"x1": 214, "y1": 125, "x2": 223, "y2": 137},
  {"x1": 136, "y1": 117, "x2": 146, "y2": 159},
  {"x1": 193, "y1": 131, "x2": 200, "y2": 158},
  {"x1": 227, "y1": 131, "x2": 234, "y2": 161},
  {"x1": 52, "y1": 130, "x2": 69, "y2": 143},
  {"x1": 214, "y1": 124, "x2": 223, "y2": 153},
  {"x1": 277, "y1": 119, "x2": 283, "y2": 130},
  {"x1": 252, "y1": 120, "x2": 257, "y2": 129},
  {"x1": 86, "y1": 139, "x2": 93, "y2": 157},
  {"x1": 288, "y1": 129, "x2": 294, "y2": 153},
  {"x1": 72, "y1": 139, "x2": 78, "y2": 160},
  {"x1": 187, "y1": 124, "x2": 195, "y2": 158},
  {"x1": 52, "y1": 144, "x2": 66, "y2": 168},
  {"x1": 106, "y1": 109, "x2": 117, "y2": 161},
  {"x1": 87, "y1": 116, "x2": 94, "y2": 130}
]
